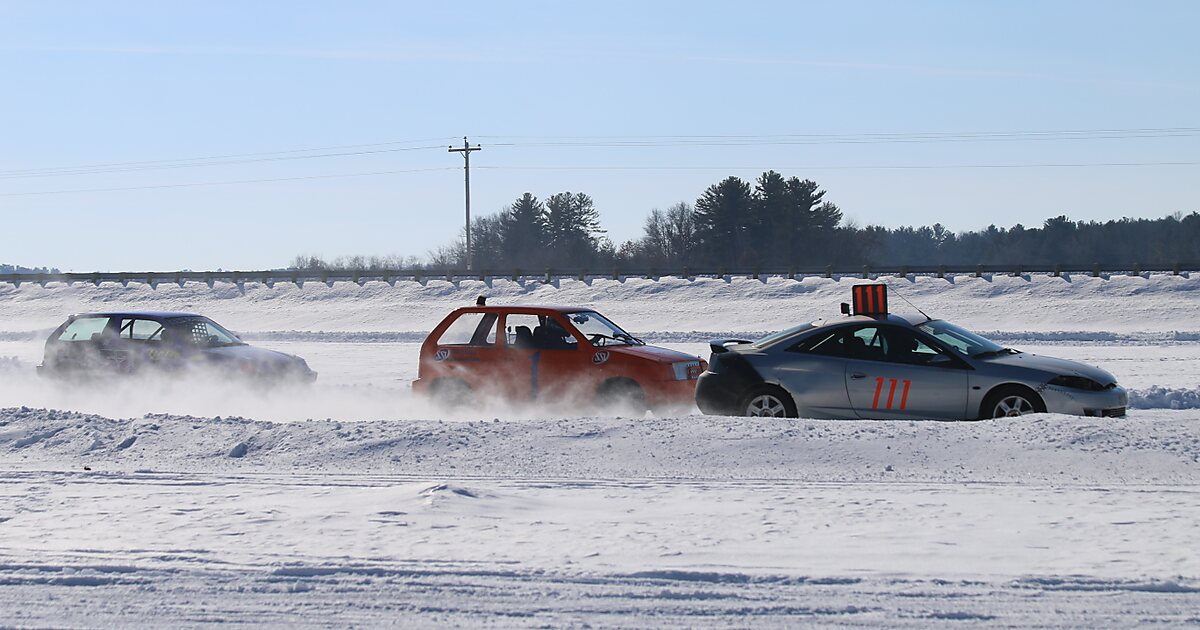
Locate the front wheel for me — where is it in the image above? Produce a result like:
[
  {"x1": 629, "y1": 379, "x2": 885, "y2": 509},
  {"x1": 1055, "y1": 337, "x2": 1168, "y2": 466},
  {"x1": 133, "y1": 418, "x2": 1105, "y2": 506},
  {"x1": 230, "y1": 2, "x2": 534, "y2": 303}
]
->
[
  {"x1": 981, "y1": 386, "x2": 1046, "y2": 419},
  {"x1": 596, "y1": 379, "x2": 647, "y2": 414},
  {"x1": 741, "y1": 385, "x2": 797, "y2": 418}
]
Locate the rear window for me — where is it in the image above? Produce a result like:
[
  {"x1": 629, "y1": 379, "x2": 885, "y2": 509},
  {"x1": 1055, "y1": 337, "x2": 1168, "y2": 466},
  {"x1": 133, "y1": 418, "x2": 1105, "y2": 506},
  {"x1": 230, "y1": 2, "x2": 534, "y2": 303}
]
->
[
  {"x1": 753, "y1": 323, "x2": 815, "y2": 348},
  {"x1": 436, "y1": 312, "x2": 498, "y2": 346},
  {"x1": 57, "y1": 317, "x2": 112, "y2": 342}
]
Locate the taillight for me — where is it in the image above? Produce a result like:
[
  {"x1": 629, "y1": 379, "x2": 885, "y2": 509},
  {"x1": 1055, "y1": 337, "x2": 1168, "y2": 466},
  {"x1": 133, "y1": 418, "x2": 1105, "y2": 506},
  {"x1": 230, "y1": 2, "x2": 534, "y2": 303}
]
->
[{"x1": 671, "y1": 361, "x2": 703, "y2": 381}]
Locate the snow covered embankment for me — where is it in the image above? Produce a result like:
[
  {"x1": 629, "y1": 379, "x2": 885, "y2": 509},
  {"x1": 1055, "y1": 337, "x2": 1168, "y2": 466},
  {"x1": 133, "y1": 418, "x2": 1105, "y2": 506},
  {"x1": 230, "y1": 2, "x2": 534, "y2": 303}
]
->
[
  {"x1": 3, "y1": 406, "x2": 1198, "y2": 484},
  {"x1": 2, "y1": 273, "x2": 1198, "y2": 335}
]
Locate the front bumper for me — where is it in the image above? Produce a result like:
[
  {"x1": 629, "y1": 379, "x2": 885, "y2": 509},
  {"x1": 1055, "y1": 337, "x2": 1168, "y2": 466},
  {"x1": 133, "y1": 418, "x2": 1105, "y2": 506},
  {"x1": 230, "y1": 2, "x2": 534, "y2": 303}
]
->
[
  {"x1": 645, "y1": 378, "x2": 702, "y2": 410},
  {"x1": 1040, "y1": 384, "x2": 1128, "y2": 417}
]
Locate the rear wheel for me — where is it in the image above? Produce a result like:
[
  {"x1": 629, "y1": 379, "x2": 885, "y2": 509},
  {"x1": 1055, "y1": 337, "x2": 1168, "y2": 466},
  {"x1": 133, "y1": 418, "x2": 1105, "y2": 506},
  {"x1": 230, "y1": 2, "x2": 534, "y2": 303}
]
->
[
  {"x1": 430, "y1": 378, "x2": 473, "y2": 409},
  {"x1": 741, "y1": 385, "x2": 797, "y2": 418},
  {"x1": 981, "y1": 385, "x2": 1046, "y2": 419}
]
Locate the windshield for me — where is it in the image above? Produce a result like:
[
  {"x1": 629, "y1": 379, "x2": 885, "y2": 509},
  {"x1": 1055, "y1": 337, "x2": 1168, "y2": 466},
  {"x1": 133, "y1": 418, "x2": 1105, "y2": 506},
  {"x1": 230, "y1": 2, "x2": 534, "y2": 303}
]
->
[
  {"x1": 169, "y1": 318, "x2": 245, "y2": 347},
  {"x1": 753, "y1": 323, "x2": 815, "y2": 348},
  {"x1": 918, "y1": 320, "x2": 1005, "y2": 358},
  {"x1": 565, "y1": 310, "x2": 643, "y2": 346}
]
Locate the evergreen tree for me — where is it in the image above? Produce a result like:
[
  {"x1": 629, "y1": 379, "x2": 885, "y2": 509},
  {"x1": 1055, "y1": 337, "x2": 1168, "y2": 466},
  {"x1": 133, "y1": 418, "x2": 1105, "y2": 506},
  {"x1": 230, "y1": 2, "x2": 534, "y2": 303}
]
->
[
  {"x1": 500, "y1": 193, "x2": 548, "y2": 268},
  {"x1": 782, "y1": 177, "x2": 828, "y2": 264},
  {"x1": 752, "y1": 170, "x2": 790, "y2": 265},
  {"x1": 544, "y1": 192, "x2": 604, "y2": 267},
  {"x1": 695, "y1": 176, "x2": 753, "y2": 267}
]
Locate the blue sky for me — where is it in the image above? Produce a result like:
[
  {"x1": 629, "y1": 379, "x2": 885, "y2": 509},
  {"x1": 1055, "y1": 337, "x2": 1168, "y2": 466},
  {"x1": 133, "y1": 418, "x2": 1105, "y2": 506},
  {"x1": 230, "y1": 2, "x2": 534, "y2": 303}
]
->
[{"x1": 1, "y1": 1, "x2": 1197, "y2": 271}]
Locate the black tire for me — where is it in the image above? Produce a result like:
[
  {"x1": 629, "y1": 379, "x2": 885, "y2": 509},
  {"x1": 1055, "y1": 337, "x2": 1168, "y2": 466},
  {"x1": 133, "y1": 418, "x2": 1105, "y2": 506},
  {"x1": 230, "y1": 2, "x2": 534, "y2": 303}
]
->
[
  {"x1": 430, "y1": 378, "x2": 473, "y2": 409},
  {"x1": 740, "y1": 385, "x2": 798, "y2": 418},
  {"x1": 980, "y1": 385, "x2": 1046, "y2": 419},
  {"x1": 596, "y1": 378, "x2": 647, "y2": 413}
]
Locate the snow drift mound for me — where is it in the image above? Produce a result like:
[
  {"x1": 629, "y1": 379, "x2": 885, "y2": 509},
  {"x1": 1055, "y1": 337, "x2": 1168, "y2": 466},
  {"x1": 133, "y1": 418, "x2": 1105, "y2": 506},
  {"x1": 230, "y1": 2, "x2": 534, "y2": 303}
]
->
[
  {"x1": 1131, "y1": 386, "x2": 1200, "y2": 410},
  {"x1": 1, "y1": 273, "x2": 1198, "y2": 335},
  {"x1": 3, "y1": 406, "x2": 1198, "y2": 484}
]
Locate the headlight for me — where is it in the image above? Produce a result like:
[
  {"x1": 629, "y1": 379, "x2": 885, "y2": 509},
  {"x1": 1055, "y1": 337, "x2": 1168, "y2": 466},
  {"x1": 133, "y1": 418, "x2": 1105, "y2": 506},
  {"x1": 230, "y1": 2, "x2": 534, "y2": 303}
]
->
[{"x1": 1047, "y1": 375, "x2": 1109, "y2": 391}]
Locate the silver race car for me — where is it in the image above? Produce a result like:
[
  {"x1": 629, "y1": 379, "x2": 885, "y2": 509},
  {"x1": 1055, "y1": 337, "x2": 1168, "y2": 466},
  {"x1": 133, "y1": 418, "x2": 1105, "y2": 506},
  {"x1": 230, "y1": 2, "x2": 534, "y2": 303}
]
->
[{"x1": 695, "y1": 285, "x2": 1127, "y2": 420}]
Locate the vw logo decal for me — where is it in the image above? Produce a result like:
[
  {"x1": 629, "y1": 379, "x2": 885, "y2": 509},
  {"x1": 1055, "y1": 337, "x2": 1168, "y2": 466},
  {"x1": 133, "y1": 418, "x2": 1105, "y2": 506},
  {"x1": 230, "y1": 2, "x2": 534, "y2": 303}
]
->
[
  {"x1": 592, "y1": 351, "x2": 610, "y2": 365},
  {"x1": 434, "y1": 349, "x2": 451, "y2": 362}
]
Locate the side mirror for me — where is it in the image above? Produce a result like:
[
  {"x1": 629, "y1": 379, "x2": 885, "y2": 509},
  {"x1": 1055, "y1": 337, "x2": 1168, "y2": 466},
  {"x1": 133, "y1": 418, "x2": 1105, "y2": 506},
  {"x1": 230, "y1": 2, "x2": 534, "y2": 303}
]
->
[
  {"x1": 840, "y1": 303, "x2": 851, "y2": 315},
  {"x1": 928, "y1": 354, "x2": 954, "y2": 367}
]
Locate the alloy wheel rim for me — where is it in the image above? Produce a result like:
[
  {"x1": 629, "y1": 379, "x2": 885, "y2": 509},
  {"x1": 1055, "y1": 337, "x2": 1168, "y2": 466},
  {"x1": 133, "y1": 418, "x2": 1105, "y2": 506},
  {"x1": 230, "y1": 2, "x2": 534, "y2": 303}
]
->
[
  {"x1": 748, "y1": 394, "x2": 786, "y2": 417},
  {"x1": 995, "y1": 395, "x2": 1034, "y2": 417}
]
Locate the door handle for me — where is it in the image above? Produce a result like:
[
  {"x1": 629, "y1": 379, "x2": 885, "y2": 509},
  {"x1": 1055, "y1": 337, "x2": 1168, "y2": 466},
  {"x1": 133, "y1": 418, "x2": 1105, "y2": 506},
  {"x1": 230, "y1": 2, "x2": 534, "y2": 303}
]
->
[{"x1": 850, "y1": 373, "x2": 867, "y2": 379}]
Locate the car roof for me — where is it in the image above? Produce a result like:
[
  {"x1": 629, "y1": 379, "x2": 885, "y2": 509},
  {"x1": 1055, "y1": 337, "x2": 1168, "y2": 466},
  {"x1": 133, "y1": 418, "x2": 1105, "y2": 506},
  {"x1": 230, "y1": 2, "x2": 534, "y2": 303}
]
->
[
  {"x1": 72, "y1": 311, "x2": 206, "y2": 320},
  {"x1": 449, "y1": 305, "x2": 596, "y2": 315},
  {"x1": 810, "y1": 313, "x2": 930, "y2": 328}
]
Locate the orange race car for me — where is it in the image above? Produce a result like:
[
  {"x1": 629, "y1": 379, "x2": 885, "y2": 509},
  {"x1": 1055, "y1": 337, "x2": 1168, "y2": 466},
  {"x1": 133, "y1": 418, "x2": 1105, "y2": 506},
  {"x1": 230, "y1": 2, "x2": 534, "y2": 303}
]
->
[{"x1": 412, "y1": 301, "x2": 706, "y2": 411}]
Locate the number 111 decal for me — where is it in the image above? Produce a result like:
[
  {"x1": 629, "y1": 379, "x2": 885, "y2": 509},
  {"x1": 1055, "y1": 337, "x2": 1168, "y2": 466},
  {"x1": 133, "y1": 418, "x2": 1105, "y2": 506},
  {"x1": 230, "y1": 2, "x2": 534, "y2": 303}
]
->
[{"x1": 872, "y1": 377, "x2": 912, "y2": 410}]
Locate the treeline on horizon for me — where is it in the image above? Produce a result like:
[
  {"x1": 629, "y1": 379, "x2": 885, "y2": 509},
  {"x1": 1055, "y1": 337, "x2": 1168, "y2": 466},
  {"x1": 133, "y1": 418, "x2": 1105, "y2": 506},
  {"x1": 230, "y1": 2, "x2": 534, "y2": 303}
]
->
[
  {"x1": 0, "y1": 264, "x2": 60, "y2": 274},
  {"x1": 291, "y1": 171, "x2": 1200, "y2": 271}
]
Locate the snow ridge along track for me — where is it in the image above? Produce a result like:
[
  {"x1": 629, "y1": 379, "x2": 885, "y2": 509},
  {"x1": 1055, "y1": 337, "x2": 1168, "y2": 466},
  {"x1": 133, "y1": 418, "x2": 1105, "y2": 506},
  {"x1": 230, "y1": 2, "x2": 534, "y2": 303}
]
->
[{"x1": 1, "y1": 273, "x2": 1198, "y2": 334}]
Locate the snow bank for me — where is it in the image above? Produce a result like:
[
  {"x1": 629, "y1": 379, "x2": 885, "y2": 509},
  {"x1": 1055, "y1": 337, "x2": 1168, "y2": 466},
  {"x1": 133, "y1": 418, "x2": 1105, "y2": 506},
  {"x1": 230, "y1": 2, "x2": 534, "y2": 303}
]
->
[
  {"x1": 1, "y1": 273, "x2": 1198, "y2": 335},
  {"x1": 1131, "y1": 386, "x2": 1200, "y2": 410},
  {"x1": 3, "y1": 406, "x2": 1198, "y2": 484}
]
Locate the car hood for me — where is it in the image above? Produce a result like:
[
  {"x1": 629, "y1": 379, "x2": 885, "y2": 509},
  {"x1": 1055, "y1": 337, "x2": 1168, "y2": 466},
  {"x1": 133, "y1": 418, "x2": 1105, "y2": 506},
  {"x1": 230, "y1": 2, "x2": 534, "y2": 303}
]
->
[
  {"x1": 608, "y1": 344, "x2": 702, "y2": 363},
  {"x1": 981, "y1": 352, "x2": 1118, "y2": 385},
  {"x1": 203, "y1": 344, "x2": 300, "y2": 365}
]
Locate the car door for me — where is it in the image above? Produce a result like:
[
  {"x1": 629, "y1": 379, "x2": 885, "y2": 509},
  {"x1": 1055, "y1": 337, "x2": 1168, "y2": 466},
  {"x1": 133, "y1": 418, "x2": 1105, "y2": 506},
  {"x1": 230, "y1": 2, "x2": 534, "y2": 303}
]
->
[
  {"x1": 499, "y1": 312, "x2": 589, "y2": 401},
  {"x1": 844, "y1": 325, "x2": 970, "y2": 419},
  {"x1": 765, "y1": 327, "x2": 856, "y2": 418},
  {"x1": 116, "y1": 317, "x2": 170, "y2": 371}
]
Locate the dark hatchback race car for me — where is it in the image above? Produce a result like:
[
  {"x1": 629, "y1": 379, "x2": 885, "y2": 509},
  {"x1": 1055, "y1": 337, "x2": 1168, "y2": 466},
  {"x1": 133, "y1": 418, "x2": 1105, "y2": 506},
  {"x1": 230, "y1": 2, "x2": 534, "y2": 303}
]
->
[
  {"x1": 38, "y1": 311, "x2": 316, "y2": 384},
  {"x1": 696, "y1": 285, "x2": 1128, "y2": 420}
]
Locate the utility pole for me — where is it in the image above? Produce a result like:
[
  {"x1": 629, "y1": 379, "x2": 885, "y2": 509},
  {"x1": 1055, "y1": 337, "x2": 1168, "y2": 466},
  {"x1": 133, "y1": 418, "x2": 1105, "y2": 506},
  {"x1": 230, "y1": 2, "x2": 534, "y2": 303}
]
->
[{"x1": 448, "y1": 137, "x2": 482, "y2": 270}]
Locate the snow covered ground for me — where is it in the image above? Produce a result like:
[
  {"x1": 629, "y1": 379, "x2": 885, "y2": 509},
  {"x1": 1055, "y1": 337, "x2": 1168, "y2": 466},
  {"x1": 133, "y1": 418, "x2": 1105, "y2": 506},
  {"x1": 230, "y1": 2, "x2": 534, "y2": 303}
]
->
[{"x1": 1, "y1": 274, "x2": 1199, "y2": 626}]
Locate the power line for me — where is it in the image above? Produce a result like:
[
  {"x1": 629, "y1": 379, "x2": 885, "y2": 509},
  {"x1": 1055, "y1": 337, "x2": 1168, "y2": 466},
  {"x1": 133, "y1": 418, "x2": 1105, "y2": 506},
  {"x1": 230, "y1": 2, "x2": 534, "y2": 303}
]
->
[
  {"x1": 0, "y1": 136, "x2": 458, "y2": 178},
  {"x1": 0, "y1": 145, "x2": 448, "y2": 180},
  {"x1": 3, "y1": 127, "x2": 1196, "y2": 180},
  {"x1": 478, "y1": 161, "x2": 1200, "y2": 171},
  {"x1": 481, "y1": 129, "x2": 1200, "y2": 149},
  {"x1": 4, "y1": 160, "x2": 1192, "y2": 198},
  {"x1": 0, "y1": 166, "x2": 459, "y2": 197},
  {"x1": 477, "y1": 127, "x2": 1200, "y2": 143}
]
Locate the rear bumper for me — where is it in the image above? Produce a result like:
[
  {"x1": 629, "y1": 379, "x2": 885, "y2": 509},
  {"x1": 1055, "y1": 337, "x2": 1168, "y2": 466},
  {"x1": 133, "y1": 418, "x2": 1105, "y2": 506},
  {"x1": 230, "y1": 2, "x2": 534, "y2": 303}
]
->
[{"x1": 695, "y1": 371, "x2": 747, "y2": 416}]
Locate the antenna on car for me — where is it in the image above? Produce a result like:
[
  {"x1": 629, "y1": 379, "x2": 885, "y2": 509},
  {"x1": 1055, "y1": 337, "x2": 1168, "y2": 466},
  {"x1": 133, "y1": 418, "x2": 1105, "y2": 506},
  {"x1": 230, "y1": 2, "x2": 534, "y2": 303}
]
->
[
  {"x1": 476, "y1": 296, "x2": 487, "y2": 306},
  {"x1": 884, "y1": 282, "x2": 931, "y2": 322}
]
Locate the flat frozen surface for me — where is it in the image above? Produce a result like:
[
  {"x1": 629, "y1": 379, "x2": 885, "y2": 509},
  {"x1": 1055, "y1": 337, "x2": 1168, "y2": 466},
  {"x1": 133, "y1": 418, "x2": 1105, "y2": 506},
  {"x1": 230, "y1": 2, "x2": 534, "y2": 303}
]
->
[{"x1": 2, "y1": 275, "x2": 1199, "y2": 627}]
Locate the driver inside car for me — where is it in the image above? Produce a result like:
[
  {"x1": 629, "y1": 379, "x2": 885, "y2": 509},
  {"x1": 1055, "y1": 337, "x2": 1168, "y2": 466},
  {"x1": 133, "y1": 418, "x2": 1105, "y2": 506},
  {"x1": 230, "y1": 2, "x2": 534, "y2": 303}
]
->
[{"x1": 532, "y1": 316, "x2": 577, "y2": 350}]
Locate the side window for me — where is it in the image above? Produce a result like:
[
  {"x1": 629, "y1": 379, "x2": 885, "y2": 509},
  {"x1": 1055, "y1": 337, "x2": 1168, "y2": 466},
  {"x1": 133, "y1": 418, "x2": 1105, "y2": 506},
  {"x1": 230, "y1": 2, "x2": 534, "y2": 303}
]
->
[
  {"x1": 503, "y1": 313, "x2": 578, "y2": 351},
  {"x1": 119, "y1": 319, "x2": 165, "y2": 342},
  {"x1": 57, "y1": 317, "x2": 112, "y2": 342},
  {"x1": 172, "y1": 320, "x2": 242, "y2": 347},
  {"x1": 882, "y1": 329, "x2": 952, "y2": 366},
  {"x1": 848, "y1": 327, "x2": 887, "y2": 361},
  {"x1": 504, "y1": 314, "x2": 541, "y2": 349},
  {"x1": 436, "y1": 312, "x2": 498, "y2": 346}
]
